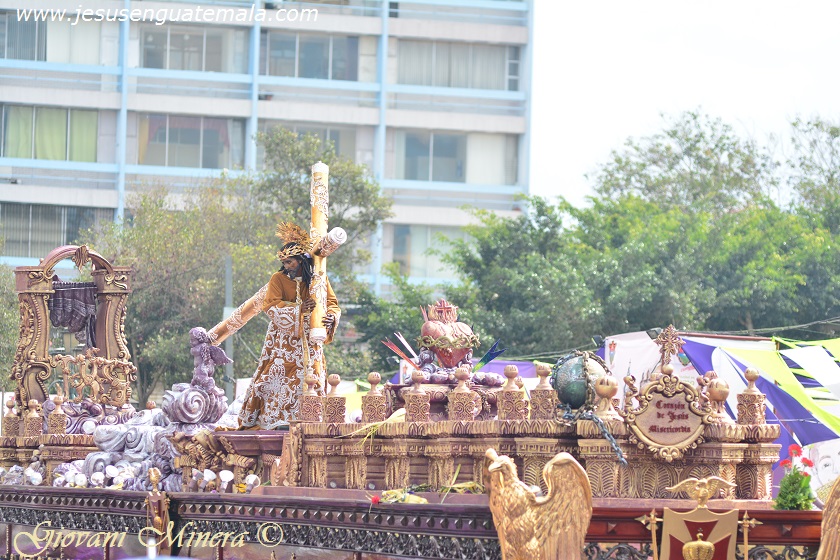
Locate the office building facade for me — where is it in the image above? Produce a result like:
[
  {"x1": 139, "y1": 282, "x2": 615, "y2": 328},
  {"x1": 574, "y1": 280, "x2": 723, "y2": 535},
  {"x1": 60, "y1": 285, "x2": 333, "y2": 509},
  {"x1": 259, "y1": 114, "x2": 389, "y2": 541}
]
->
[{"x1": 0, "y1": 0, "x2": 532, "y2": 290}]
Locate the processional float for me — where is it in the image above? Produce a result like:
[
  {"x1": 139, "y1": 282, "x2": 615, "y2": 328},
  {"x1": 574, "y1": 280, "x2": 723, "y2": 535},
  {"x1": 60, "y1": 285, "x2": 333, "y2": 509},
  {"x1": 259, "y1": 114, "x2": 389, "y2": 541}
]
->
[{"x1": 0, "y1": 162, "x2": 830, "y2": 560}]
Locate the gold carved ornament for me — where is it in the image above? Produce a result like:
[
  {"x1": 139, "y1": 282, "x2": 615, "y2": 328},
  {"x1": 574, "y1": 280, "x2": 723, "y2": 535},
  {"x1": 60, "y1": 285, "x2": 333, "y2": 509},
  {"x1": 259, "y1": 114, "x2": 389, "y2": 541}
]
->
[
  {"x1": 146, "y1": 467, "x2": 172, "y2": 556},
  {"x1": 622, "y1": 365, "x2": 713, "y2": 462},
  {"x1": 637, "y1": 477, "x2": 759, "y2": 560},
  {"x1": 49, "y1": 348, "x2": 136, "y2": 407},
  {"x1": 817, "y1": 476, "x2": 840, "y2": 560},
  {"x1": 485, "y1": 448, "x2": 592, "y2": 560}
]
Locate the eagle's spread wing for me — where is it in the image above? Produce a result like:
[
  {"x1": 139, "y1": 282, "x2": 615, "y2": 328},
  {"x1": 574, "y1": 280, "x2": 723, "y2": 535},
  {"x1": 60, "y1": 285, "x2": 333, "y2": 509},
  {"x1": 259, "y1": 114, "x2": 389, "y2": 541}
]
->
[
  {"x1": 704, "y1": 476, "x2": 735, "y2": 500},
  {"x1": 817, "y1": 477, "x2": 840, "y2": 560},
  {"x1": 666, "y1": 477, "x2": 702, "y2": 501},
  {"x1": 532, "y1": 452, "x2": 593, "y2": 560}
]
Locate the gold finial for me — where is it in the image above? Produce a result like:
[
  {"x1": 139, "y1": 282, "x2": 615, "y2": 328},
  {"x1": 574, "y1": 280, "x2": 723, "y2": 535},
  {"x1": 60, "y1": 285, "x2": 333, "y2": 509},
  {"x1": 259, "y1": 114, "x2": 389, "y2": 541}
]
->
[
  {"x1": 453, "y1": 366, "x2": 471, "y2": 393},
  {"x1": 27, "y1": 399, "x2": 40, "y2": 418},
  {"x1": 410, "y1": 369, "x2": 425, "y2": 393},
  {"x1": 594, "y1": 375, "x2": 621, "y2": 421},
  {"x1": 149, "y1": 467, "x2": 162, "y2": 492},
  {"x1": 502, "y1": 365, "x2": 519, "y2": 391},
  {"x1": 367, "y1": 372, "x2": 382, "y2": 396},
  {"x1": 327, "y1": 374, "x2": 341, "y2": 396},
  {"x1": 303, "y1": 373, "x2": 319, "y2": 396},
  {"x1": 535, "y1": 364, "x2": 552, "y2": 390},
  {"x1": 682, "y1": 530, "x2": 715, "y2": 560},
  {"x1": 743, "y1": 368, "x2": 760, "y2": 394}
]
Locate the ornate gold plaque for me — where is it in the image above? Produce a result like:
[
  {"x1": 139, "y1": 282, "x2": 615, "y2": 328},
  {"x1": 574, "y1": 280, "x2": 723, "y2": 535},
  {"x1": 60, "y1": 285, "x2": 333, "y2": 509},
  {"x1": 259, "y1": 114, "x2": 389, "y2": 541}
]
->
[{"x1": 625, "y1": 367, "x2": 712, "y2": 462}]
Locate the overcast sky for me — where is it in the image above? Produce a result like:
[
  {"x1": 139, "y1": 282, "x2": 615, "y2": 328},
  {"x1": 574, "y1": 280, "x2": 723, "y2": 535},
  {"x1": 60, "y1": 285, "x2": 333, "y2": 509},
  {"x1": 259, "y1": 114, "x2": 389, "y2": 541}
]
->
[{"x1": 529, "y1": 1, "x2": 840, "y2": 207}]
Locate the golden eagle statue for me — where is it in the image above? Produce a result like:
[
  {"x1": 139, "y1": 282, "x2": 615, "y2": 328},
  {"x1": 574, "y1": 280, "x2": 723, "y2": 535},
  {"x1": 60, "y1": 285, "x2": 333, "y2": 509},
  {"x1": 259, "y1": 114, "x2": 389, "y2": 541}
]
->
[
  {"x1": 665, "y1": 476, "x2": 735, "y2": 507},
  {"x1": 486, "y1": 448, "x2": 593, "y2": 560},
  {"x1": 817, "y1": 476, "x2": 840, "y2": 560}
]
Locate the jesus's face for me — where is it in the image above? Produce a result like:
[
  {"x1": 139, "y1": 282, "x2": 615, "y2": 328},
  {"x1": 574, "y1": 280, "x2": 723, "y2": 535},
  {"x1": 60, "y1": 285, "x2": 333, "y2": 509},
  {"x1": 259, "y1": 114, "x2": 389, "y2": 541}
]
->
[{"x1": 282, "y1": 257, "x2": 300, "y2": 278}]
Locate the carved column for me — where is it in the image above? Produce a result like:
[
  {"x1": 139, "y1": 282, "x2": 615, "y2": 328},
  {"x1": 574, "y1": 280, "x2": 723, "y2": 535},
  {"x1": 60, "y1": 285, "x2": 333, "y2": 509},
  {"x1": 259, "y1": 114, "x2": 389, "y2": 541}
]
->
[
  {"x1": 426, "y1": 440, "x2": 456, "y2": 490},
  {"x1": 342, "y1": 441, "x2": 367, "y2": 490},
  {"x1": 91, "y1": 264, "x2": 132, "y2": 362},
  {"x1": 498, "y1": 365, "x2": 528, "y2": 420},
  {"x1": 737, "y1": 443, "x2": 779, "y2": 500},
  {"x1": 362, "y1": 372, "x2": 386, "y2": 423},
  {"x1": 384, "y1": 454, "x2": 410, "y2": 489},
  {"x1": 735, "y1": 368, "x2": 780, "y2": 499},
  {"x1": 322, "y1": 374, "x2": 346, "y2": 424},
  {"x1": 12, "y1": 266, "x2": 53, "y2": 407},
  {"x1": 447, "y1": 366, "x2": 477, "y2": 421},
  {"x1": 405, "y1": 370, "x2": 430, "y2": 423},
  {"x1": 307, "y1": 451, "x2": 328, "y2": 488},
  {"x1": 737, "y1": 368, "x2": 766, "y2": 425},
  {"x1": 530, "y1": 364, "x2": 557, "y2": 420},
  {"x1": 2, "y1": 400, "x2": 19, "y2": 439},
  {"x1": 47, "y1": 396, "x2": 67, "y2": 435},
  {"x1": 22, "y1": 400, "x2": 43, "y2": 438},
  {"x1": 299, "y1": 373, "x2": 323, "y2": 423}
]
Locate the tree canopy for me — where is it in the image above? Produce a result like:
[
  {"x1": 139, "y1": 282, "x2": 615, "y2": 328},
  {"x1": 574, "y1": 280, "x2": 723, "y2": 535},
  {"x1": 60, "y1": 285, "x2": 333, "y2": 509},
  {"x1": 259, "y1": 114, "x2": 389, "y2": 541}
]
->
[
  {"x1": 355, "y1": 113, "x2": 840, "y2": 370},
  {"x1": 85, "y1": 129, "x2": 392, "y2": 405},
  {"x1": 1, "y1": 113, "x2": 838, "y2": 395}
]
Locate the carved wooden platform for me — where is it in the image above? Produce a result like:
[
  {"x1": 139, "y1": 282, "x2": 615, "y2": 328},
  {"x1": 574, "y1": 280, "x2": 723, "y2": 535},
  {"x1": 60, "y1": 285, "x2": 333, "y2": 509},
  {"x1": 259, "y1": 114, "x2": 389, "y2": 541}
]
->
[{"x1": 0, "y1": 486, "x2": 822, "y2": 559}]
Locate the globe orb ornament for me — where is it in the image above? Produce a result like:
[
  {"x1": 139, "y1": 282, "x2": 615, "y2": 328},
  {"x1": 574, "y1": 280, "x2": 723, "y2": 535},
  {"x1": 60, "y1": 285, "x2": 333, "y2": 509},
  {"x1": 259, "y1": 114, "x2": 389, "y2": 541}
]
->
[{"x1": 551, "y1": 351, "x2": 610, "y2": 409}]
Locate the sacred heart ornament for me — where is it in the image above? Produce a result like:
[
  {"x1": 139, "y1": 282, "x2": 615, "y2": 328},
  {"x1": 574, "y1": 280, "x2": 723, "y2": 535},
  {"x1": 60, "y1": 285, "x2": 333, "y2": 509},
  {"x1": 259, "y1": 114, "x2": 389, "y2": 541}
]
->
[{"x1": 418, "y1": 299, "x2": 480, "y2": 369}]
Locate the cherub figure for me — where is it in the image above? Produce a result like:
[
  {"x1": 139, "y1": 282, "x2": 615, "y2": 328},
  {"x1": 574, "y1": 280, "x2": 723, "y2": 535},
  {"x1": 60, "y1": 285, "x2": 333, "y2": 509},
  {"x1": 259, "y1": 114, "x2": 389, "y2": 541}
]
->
[{"x1": 189, "y1": 327, "x2": 232, "y2": 392}]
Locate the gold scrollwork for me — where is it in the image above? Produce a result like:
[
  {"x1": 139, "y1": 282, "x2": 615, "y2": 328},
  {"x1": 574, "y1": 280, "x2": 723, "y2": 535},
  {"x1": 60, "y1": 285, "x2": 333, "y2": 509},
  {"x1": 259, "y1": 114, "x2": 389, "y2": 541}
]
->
[
  {"x1": 104, "y1": 273, "x2": 129, "y2": 290},
  {"x1": 27, "y1": 270, "x2": 54, "y2": 287},
  {"x1": 71, "y1": 245, "x2": 91, "y2": 271}
]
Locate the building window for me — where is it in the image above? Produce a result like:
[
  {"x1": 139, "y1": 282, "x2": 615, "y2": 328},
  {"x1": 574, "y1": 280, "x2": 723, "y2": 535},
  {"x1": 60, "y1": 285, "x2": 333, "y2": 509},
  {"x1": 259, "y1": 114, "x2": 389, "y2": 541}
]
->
[
  {"x1": 258, "y1": 122, "x2": 357, "y2": 167},
  {"x1": 391, "y1": 224, "x2": 468, "y2": 279},
  {"x1": 395, "y1": 131, "x2": 466, "y2": 183},
  {"x1": 0, "y1": 12, "x2": 46, "y2": 61},
  {"x1": 138, "y1": 114, "x2": 245, "y2": 169},
  {"x1": 0, "y1": 203, "x2": 112, "y2": 258},
  {"x1": 140, "y1": 25, "x2": 248, "y2": 73},
  {"x1": 260, "y1": 31, "x2": 359, "y2": 81},
  {"x1": 397, "y1": 40, "x2": 519, "y2": 91},
  {"x1": 1, "y1": 105, "x2": 97, "y2": 162},
  {"x1": 394, "y1": 130, "x2": 518, "y2": 185}
]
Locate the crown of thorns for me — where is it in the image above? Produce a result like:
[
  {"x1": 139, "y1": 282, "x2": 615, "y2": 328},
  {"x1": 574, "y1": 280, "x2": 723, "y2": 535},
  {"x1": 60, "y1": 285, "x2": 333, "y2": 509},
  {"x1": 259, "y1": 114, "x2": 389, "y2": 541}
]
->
[{"x1": 275, "y1": 222, "x2": 314, "y2": 260}]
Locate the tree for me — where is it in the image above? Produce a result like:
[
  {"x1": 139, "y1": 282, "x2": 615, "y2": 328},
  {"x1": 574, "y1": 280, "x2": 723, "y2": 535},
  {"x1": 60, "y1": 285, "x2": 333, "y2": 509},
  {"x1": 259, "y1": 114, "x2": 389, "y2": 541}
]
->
[
  {"x1": 353, "y1": 264, "x2": 436, "y2": 373},
  {"x1": 89, "y1": 187, "x2": 233, "y2": 406},
  {"x1": 592, "y1": 111, "x2": 778, "y2": 215},
  {"x1": 440, "y1": 198, "x2": 599, "y2": 359},
  {"x1": 704, "y1": 205, "x2": 808, "y2": 334},
  {"x1": 570, "y1": 195, "x2": 716, "y2": 334},
  {"x1": 0, "y1": 265, "x2": 19, "y2": 392},
  {"x1": 88, "y1": 129, "x2": 393, "y2": 404},
  {"x1": 788, "y1": 117, "x2": 840, "y2": 234},
  {"x1": 421, "y1": 111, "x2": 840, "y2": 351},
  {"x1": 225, "y1": 127, "x2": 392, "y2": 299}
]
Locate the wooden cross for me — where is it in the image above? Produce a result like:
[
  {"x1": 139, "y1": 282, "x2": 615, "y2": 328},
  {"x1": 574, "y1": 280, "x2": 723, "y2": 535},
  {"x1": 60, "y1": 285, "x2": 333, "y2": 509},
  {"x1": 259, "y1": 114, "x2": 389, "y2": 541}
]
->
[{"x1": 307, "y1": 162, "x2": 347, "y2": 344}]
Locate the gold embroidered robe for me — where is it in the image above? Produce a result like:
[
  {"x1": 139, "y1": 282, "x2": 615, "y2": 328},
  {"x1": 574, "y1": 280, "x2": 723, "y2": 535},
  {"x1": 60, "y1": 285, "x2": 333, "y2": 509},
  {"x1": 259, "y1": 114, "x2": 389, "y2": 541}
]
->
[{"x1": 238, "y1": 271, "x2": 340, "y2": 429}]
